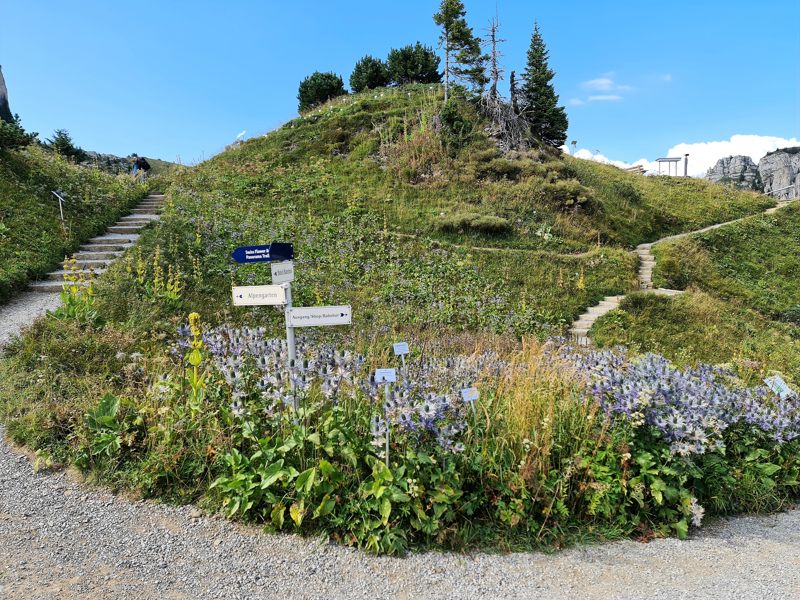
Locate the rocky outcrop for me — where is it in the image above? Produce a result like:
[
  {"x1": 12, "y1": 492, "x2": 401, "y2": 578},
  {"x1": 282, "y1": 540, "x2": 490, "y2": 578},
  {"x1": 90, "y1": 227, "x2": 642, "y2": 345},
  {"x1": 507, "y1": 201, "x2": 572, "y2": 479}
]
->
[
  {"x1": 0, "y1": 65, "x2": 13, "y2": 123},
  {"x1": 705, "y1": 155, "x2": 760, "y2": 189},
  {"x1": 705, "y1": 149, "x2": 800, "y2": 200},
  {"x1": 80, "y1": 151, "x2": 133, "y2": 174},
  {"x1": 758, "y1": 148, "x2": 800, "y2": 200}
]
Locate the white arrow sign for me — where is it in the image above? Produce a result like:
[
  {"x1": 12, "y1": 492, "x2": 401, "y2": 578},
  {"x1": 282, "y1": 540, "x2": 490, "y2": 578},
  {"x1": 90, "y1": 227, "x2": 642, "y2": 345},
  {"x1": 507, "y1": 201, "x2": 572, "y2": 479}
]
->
[
  {"x1": 287, "y1": 305, "x2": 352, "y2": 327},
  {"x1": 271, "y1": 261, "x2": 295, "y2": 284},
  {"x1": 764, "y1": 375, "x2": 796, "y2": 400},
  {"x1": 232, "y1": 284, "x2": 287, "y2": 306}
]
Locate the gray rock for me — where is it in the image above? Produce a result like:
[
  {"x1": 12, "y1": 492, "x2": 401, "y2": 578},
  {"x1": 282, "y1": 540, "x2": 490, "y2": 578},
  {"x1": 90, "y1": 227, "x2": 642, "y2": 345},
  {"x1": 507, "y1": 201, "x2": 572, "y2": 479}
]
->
[
  {"x1": 0, "y1": 64, "x2": 13, "y2": 123},
  {"x1": 758, "y1": 147, "x2": 800, "y2": 200},
  {"x1": 705, "y1": 155, "x2": 760, "y2": 189}
]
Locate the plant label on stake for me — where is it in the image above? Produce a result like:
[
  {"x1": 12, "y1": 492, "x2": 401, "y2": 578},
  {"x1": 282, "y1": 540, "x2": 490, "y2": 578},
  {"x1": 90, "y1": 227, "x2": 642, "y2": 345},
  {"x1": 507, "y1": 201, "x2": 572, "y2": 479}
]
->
[
  {"x1": 374, "y1": 368, "x2": 397, "y2": 384},
  {"x1": 393, "y1": 342, "x2": 409, "y2": 370},
  {"x1": 764, "y1": 375, "x2": 796, "y2": 400},
  {"x1": 461, "y1": 387, "x2": 479, "y2": 414}
]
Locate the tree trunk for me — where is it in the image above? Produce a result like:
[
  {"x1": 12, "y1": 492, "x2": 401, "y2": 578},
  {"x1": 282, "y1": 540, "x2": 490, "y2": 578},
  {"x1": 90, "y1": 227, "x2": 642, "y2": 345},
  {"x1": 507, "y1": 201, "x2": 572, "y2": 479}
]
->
[
  {"x1": 0, "y1": 65, "x2": 13, "y2": 123},
  {"x1": 444, "y1": 32, "x2": 450, "y2": 103}
]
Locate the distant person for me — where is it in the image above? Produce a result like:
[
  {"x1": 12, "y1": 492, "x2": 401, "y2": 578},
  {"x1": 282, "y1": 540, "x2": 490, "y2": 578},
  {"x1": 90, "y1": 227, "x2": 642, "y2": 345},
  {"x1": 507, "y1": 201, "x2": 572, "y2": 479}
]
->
[{"x1": 130, "y1": 154, "x2": 151, "y2": 181}]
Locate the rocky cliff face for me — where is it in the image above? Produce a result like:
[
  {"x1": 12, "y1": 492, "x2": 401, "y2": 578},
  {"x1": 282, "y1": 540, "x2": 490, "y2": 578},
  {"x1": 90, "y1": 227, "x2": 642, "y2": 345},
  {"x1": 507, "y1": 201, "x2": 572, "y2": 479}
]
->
[
  {"x1": 706, "y1": 155, "x2": 760, "y2": 189},
  {"x1": 0, "y1": 65, "x2": 13, "y2": 123},
  {"x1": 705, "y1": 148, "x2": 800, "y2": 200},
  {"x1": 759, "y1": 148, "x2": 800, "y2": 200}
]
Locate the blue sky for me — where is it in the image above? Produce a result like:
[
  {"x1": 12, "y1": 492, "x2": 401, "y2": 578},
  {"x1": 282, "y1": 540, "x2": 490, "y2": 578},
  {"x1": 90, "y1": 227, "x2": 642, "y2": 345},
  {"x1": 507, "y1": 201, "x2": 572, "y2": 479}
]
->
[{"x1": 1, "y1": 0, "x2": 798, "y2": 172}]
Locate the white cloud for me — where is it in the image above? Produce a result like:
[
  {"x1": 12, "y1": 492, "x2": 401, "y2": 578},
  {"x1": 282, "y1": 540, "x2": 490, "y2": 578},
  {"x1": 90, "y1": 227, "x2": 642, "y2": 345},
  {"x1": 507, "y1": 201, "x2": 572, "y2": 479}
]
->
[
  {"x1": 569, "y1": 98, "x2": 586, "y2": 106},
  {"x1": 582, "y1": 77, "x2": 615, "y2": 91},
  {"x1": 588, "y1": 95, "x2": 623, "y2": 102},
  {"x1": 562, "y1": 134, "x2": 800, "y2": 177}
]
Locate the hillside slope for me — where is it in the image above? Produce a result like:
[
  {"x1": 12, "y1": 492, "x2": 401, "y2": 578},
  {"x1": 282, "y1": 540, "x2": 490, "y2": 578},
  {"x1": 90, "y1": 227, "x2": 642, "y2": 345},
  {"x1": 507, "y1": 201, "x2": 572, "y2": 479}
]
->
[{"x1": 0, "y1": 145, "x2": 145, "y2": 303}]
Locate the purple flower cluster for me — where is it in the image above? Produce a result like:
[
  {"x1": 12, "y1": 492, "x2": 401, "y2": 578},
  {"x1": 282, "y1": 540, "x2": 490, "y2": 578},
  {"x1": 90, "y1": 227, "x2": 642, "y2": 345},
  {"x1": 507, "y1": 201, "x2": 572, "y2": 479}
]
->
[{"x1": 564, "y1": 346, "x2": 800, "y2": 455}]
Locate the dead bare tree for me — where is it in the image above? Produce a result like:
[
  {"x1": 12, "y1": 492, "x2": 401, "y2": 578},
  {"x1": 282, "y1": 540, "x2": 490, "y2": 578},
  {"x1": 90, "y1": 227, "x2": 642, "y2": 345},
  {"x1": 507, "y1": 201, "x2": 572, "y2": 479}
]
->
[
  {"x1": 484, "y1": 16, "x2": 505, "y2": 99},
  {"x1": 478, "y1": 18, "x2": 527, "y2": 151}
]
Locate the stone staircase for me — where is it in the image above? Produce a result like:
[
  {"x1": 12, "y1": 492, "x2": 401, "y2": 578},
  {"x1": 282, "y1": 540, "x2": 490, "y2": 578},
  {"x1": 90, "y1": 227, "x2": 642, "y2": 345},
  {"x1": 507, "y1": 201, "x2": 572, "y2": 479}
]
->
[{"x1": 29, "y1": 194, "x2": 165, "y2": 293}]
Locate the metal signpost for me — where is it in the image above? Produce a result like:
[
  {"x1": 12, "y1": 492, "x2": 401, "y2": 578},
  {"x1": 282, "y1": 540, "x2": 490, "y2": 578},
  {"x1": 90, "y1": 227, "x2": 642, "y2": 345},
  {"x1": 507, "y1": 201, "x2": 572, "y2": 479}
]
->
[{"x1": 231, "y1": 243, "x2": 352, "y2": 416}]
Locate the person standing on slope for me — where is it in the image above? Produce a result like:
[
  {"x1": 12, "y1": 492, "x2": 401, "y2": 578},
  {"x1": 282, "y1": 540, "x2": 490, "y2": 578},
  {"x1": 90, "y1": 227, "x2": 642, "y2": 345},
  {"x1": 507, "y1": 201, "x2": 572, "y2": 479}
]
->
[{"x1": 130, "y1": 153, "x2": 151, "y2": 181}]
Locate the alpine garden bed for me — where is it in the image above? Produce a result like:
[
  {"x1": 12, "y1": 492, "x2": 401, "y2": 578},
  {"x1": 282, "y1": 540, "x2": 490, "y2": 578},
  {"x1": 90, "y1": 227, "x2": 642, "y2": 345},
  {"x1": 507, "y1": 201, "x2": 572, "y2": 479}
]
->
[{"x1": 2, "y1": 295, "x2": 798, "y2": 555}]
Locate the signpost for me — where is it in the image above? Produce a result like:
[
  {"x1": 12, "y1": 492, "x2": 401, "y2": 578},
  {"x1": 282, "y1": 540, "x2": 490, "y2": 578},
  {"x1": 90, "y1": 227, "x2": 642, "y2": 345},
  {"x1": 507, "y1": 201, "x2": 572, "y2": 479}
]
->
[
  {"x1": 231, "y1": 242, "x2": 294, "y2": 264},
  {"x1": 231, "y1": 284, "x2": 287, "y2": 306},
  {"x1": 375, "y1": 368, "x2": 397, "y2": 384},
  {"x1": 271, "y1": 260, "x2": 295, "y2": 284},
  {"x1": 287, "y1": 305, "x2": 351, "y2": 328},
  {"x1": 231, "y1": 242, "x2": 353, "y2": 419}
]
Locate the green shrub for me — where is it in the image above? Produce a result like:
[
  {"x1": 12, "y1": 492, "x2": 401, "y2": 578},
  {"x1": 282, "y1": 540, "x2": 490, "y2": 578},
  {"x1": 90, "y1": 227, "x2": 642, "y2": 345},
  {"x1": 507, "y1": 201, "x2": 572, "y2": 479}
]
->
[
  {"x1": 0, "y1": 115, "x2": 37, "y2": 150},
  {"x1": 387, "y1": 43, "x2": 441, "y2": 85},
  {"x1": 435, "y1": 211, "x2": 512, "y2": 235},
  {"x1": 349, "y1": 55, "x2": 390, "y2": 93},
  {"x1": 297, "y1": 71, "x2": 347, "y2": 112}
]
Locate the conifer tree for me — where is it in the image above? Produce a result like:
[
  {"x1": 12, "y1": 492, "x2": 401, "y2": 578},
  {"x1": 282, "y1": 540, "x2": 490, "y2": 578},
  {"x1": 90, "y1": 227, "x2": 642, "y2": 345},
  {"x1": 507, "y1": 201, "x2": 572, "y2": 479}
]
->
[
  {"x1": 509, "y1": 70, "x2": 519, "y2": 114},
  {"x1": 433, "y1": 0, "x2": 488, "y2": 100},
  {"x1": 520, "y1": 22, "x2": 568, "y2": 147}
]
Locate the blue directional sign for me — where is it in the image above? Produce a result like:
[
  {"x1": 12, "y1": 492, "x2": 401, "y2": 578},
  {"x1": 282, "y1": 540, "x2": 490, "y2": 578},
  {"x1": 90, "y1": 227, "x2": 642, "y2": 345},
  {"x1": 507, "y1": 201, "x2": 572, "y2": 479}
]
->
[{"x1": 231, "y1": 242, "x2": 294, "y2": 264}]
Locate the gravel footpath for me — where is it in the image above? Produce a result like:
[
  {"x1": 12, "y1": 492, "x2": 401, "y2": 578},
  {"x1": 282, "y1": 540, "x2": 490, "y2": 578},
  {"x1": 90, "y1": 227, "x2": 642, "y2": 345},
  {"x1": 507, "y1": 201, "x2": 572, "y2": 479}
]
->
[
  {"x1": 0, "y1": 292, "x2": 60, "y2": 348},
  {"x1": 1, "y1": 290, "x2": 799, "y2": 599}
]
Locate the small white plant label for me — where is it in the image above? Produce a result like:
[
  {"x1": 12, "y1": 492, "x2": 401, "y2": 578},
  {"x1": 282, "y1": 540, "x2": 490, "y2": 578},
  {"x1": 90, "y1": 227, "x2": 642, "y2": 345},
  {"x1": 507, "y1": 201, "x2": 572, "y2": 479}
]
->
[
  {"x1": 764, "y1": 375, "x2": 796, "y2": 400},
  {"x1": 393, "y1": 342, "x2": 409, "y2": 356},
  {"x1": 271, "y1": 260, "x2": 295, "y2": 284},
  {"x1": 461, "y1": 388, "x2": 479, "y2": 403},
  {"x1": 375, "y1": 368, "x2": 397, "y2": 384}
]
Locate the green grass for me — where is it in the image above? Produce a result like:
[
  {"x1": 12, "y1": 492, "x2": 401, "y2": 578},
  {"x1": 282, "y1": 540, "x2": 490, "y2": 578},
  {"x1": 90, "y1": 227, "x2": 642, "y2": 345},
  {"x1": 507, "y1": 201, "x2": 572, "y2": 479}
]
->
[
  {"x1": 653, "y1": 202, "x2": 800, "y2": 321},
  {"x1": 0, "y1": 145, "x2": 145, "y2": 303},
  {"x1": 591, "y1": 291, "x2": 800, "y2": 384}
]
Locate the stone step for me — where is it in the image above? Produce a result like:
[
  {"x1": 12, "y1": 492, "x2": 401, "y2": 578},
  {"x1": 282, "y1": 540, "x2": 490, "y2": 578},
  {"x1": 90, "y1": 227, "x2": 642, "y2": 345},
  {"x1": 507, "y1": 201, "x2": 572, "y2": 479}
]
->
[
  {"x1": 71, "y1": 258, "x2": 112, "y2": 269},
  {"x1": 570, "y1": 327, "x2": 590, "y2": 337},
  {"x1": 44, "y1": 269, "x2": 107, "y2": 281},
  {"x1": 90, "y1": 235, "x2": 137, "y2": 244},
  {"x1": 29, "y1": 281, "x2": 69, "y2": 293},
  {"x1": 651, "y1": 288, "x2": 685, "y2": 297},
  {"x1": 573, "y1": 319, "x2": 595, "y2": 329},
  {"x1": 108, "y1": 225, "x2": 144, "y2": 234},
  {"x1": 80, "y1": 243, "x2": 131, "y2": 252},
  {"x1": 121, "y1": 214, "x2": 159, "y2": 221},
  {"x1": 131, "y1": 208, "x2": 161, "y2": 214},
  {"x1": 74, "y1": 251, "x2": 123, "y2": 260},
  {"x1": 114, "y1": 220, "x2": 151, "y2": 227},
  {"x1": 587, "y1": 306, "x2": 614, "y2": 315}
]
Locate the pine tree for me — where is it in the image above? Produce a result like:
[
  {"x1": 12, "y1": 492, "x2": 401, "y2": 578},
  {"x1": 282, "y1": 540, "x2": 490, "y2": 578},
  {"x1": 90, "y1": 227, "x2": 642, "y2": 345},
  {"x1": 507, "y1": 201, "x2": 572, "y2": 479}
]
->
[
  {"x1": 433, "y1": 0, "x2": 488, "y2": 101},
  {"x1": 519, "y1": 22, "x2": 568, "y2": 147},
  {"x1": 484, "y1": 16, "x2": 505, "y2": 99}
]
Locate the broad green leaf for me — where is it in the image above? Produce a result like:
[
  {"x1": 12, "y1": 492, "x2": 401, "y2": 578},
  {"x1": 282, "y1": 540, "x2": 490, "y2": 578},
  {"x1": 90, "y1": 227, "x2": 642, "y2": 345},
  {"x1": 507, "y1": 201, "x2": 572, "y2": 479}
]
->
[
  {"x1": 673, "y1": 518, "x2": 688, "y2": 540},
  {"x1": 260, "y1": 460, "x2": 286, "y2": 489},
  {"x1": 271, "y1": 503, "x2": 285, "y2": 529},
  {"x1": 295, "y1": 467, "x2": 317, "y2": 493},
  {"x1": 290, "y1": 499, "x2": 305, "y2": 526},
  {"x1": 306, "y1": 432, "x2": 321, "y2": 445},
  {"x1": 380, "y1": 497, "x2": 392, "y2": 525}
]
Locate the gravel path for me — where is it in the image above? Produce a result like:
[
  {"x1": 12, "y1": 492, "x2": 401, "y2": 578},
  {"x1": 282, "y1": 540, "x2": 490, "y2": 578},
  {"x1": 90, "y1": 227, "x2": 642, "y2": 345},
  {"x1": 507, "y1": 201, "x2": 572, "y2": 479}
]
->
[
  {"x1": 1, "y1": 435, "x2": 799, "y2": 600},
  {"x1": 0, "y1": 292, "x2": 60, "y2": 349}
]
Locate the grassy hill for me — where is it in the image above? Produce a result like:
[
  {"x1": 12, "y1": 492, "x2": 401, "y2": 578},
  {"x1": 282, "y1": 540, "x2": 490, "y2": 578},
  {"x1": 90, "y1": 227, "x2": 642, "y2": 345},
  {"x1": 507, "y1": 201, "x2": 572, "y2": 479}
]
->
[
  {"x1": 2, "y1": 84, "x2": 797, "y2": 554},
  {"x1": 0, "y1": 145, "x2": 145, "y2": 303}
]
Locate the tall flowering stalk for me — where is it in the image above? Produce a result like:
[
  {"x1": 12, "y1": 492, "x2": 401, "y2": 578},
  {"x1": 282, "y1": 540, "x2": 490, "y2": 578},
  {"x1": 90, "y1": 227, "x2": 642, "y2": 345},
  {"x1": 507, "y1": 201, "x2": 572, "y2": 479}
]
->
[{"x1": 185, "y1": 312, "x2": 207, "y2": 413}]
